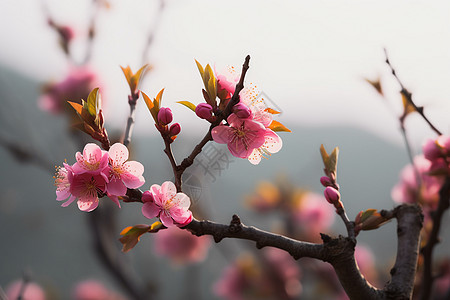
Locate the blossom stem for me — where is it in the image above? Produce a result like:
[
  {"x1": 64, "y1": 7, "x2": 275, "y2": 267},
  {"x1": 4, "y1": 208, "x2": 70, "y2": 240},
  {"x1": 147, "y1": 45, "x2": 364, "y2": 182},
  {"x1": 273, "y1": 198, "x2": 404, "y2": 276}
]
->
[
  {"x1": 168, "y1": 56, "x2": 251, "y2": 192},
  {"x1": 336, "y1": 206, "x2": 355, "y2": 239},
  {"x1": 123, "y1": 101, "x2": 137, "y2": 147}
]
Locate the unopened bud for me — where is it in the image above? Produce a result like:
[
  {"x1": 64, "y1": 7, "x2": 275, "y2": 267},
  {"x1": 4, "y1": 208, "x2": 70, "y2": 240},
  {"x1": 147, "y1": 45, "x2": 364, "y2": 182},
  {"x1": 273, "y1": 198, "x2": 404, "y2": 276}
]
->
[
  {"x1": 233, "y1": 102, "x2": 251, "y2": 119},
  {"x1": 169, "y1": 123, "x2": 181, "y2": 136},
  {"x1": 195, "y1": 103, "x2": 213, "y2": 120},
  {"x1": 324, "y1": 186, "x2": 340, "y2": 204},
  {"x1": 158, "y1": 107, "x2": 173, "y2": 125},
  {"x1": 320, "y1": 176, "x2": 333, "y2": 187}
]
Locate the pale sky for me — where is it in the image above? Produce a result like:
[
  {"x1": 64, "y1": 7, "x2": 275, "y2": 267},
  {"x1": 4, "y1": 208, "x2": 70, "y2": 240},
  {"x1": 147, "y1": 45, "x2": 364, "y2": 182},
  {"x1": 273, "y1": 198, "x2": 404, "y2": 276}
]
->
[{"x1": 1, "y1": 0, "x2": 450, "y2": 147}]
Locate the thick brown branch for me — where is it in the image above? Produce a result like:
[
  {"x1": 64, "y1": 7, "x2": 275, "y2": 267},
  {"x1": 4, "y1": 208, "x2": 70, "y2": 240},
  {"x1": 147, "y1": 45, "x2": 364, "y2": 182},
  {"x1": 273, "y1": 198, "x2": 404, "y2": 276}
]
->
[
  {"x1": 185, "y1": 215, "x2": 324, "y2": 260},
  {"x1": 386, "y1": 204, "x2": 423, "y2": 300},
  {"x1": 122, "y1": 188, "x2": 425, "y2": 299}
]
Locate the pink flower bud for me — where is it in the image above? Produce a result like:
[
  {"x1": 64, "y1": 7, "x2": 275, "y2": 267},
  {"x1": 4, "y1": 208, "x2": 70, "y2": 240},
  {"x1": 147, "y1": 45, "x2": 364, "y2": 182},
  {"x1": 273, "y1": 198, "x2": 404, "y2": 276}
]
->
[
  {"x1": 423, "y1": 138, "x2": 442, "y2": 161},
  {"x1": 195, "y1": 103, "x2": 213, "y2": 120},
  {"x1": 324, "y1": 186, "x2": 340, "y2": 204},
  {"x1": 233, "y1": 102, "x2": 251, "y2": 119},
  {"x1": 158, "y1": 107, "x2": 173, "y2": 125},
  {"x1": 320, "y1": 176, "x2": 333, "y2": 187},
  {"x1": 169, "y1": 123, "x2": 181, "y2": 136}
]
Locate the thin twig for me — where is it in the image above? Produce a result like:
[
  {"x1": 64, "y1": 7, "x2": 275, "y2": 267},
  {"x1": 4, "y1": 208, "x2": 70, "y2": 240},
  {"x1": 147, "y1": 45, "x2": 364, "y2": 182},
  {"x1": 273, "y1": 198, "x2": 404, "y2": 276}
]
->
[
  {"x1": 384, "y1": 49, "x2": 442, "y2": 136},
  {"x1": 173, "y1": 55, "x2": 251, "y2": 191},
  {"x1": 141, "y1": 0, "x2": 165, "y2": 66},
  {"x1": 123, "y1": 101, "x2": 137, "y2": 147}
]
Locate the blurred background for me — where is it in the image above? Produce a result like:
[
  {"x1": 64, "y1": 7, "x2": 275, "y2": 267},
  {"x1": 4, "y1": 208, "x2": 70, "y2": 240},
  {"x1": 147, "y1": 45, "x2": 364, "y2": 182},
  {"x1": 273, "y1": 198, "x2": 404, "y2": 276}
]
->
[{"x1": 1, "y1": 0, "x2": 450, "y2": 299}]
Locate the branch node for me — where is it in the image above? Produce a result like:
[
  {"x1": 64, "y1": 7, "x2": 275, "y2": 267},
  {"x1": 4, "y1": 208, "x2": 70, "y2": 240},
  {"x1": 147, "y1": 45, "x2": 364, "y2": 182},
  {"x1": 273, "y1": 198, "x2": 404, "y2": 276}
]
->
[
  {"x1": 229, "y1": 214, "x2": 243, "y2": 233},
  {"x1": 320, "y1": 233, "x2": 332, "y2": 243}
]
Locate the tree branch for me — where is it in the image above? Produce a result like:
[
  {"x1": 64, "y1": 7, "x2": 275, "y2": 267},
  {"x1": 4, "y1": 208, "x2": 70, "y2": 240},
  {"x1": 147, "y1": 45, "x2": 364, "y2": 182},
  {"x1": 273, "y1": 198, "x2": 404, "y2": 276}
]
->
[
  {"x1": 384, "y1": 49, "x2": 442, "y2": 136},
  {"x1": 385, "y1": 204, "x2": 423, "y2": 300},
  {"x1": 420, "y1": 176, "x2": 450, "y2": 300}
]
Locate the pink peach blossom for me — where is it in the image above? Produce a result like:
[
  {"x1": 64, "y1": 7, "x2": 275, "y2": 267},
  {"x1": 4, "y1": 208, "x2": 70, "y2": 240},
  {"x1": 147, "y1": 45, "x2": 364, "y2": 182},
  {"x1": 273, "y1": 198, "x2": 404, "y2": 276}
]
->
[
  {"x1": 154, "y1": 226, "x2": 211, "y2": 265},
  {"x1": 248, "y1": 129, "x2": 282, "y2": 165},
  {"x1": 391, "y1": 155, "x2": 444, "y2": 209},
  {"x1": 142, "y1": 181, "x2": 193, "y2": 227},
  {"x1": 5, "y1": 280, "x2": 46, "y2": 300},
  {"x1": 69, "y1": 172, "x2": 107, "y2": 212},
  {"x1": 212, "y1": 113, "x2": 266, "y2": 159},
  {"x1": 55, "y1": 163, "x2": 76, "y2": 207},
  {"x1": 214, "y1": 250, "x2": 302, "y2": 300},
  {"x1": 72, "y1": 143, "x2": 109, "y2": 177},
  {"x1": 106, "y1": 143, "x2": 145, "y2": 197},
  {"x1": 292, "y1": 192, "x2": 335, "y2": 240},
  {"x1": 215, "y1": 65, "x2": 239, "y2": 96},
  {"x1": 39, "y1": 66, "x2": 98, "y2": 114},
  {"x1": 73, "y1": 279, "x2": 127, "y2": 300}
]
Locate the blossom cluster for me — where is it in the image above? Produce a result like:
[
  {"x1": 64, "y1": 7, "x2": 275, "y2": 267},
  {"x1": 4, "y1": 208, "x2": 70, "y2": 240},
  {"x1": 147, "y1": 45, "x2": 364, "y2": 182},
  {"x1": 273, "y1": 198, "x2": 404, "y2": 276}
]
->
[
  {"x1": 392, "y1": 135, "x2": 450, "y2": 210},
  {"x1": 211, "y1": 69, "x2": 283, "y2": 165},
  {"x1": 55, "y1": 143, "x2": 145, "y2": 212}
]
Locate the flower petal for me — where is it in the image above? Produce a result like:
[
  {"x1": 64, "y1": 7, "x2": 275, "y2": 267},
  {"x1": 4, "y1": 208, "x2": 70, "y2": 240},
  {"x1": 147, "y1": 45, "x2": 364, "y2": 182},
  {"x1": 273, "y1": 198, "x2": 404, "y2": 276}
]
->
[
  {"x1": 108, "y1": 194, "x2": 121, "y2": 208},
  {"x1": 109, "y1": 143, "x2": 129, "y2": 166},
  {"x1": 142, "y1": 202, "x2": 160, "y2": 219},
  {"x1": 160, "y1": 211, "x2": 174, "y2": 227},
  {"x1": 161, "y1": 181, "x2": 177, "y2": 199},
  {"x1": 172, "y1": 193, "x2": 191, "y2": 209},
  {"x1": 77, "y1": 197, "x2": 99, "y2": 212},
  {"x1": 211, "y1": 125, "x2": 231, "y2": 144},
  {"x1": 142, "y1": 190, "x2": 154, "y2": 203},
  {"x1": 263, "y1": 130, "x2": 282, "y2": 154},
  {"x1": 107, "y1": 178, "x2": 127, "y2": 196},
  {"x1": 248, "y1": 149, "x2": 262, "y2": 165},
  {"x1": 61, "y1": 195, "x2": 77, "y2": 207}
]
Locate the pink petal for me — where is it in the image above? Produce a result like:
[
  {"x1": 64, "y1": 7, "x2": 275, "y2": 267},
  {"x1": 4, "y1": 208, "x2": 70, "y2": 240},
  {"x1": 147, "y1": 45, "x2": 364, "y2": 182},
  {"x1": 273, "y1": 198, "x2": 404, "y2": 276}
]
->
[
  {"x1": 107, "y1": 178, "x2": 127, "y2": 196},
  {"x1": 83, "y1": 143, "x2": 103, "y2": 163},
  {"x1": 142, "y1": 190, "x2": 154, "y2": 203},
  {"x1": 121, "y1": 173, "x2": 145, "y2": 189},
  {"x1": 228, "y1": 141, "x2": 254, "y2": 158},
  {"x1": 123, "y1": 161, "x2": 144, "y2": 177},
  {"x1": 77, "y1": 198, "x2": 99, "y2": 212},
  {"x1": 160, "y1": 211, "x2": 175, "y2": 227},
  {"x1": 227, "y1": 113, "x2": 241, "y2": 126},
  {"x1": 211, "y1": 125, "x2": 231, "y2": 144},
  {"x1": 56, "y1": 187, "x2": 71, "y2": 201},
  {"x1": 248, "y1": 149, "x2": 262, "y2": 165},
  {"x1": 161, "y1": 181, "x2": 177, "y2": 199},
  {"x1": 142, "y1": 202, "x2": 160, "y2": 219},
  {"x1": 108, "y1": 194, "x2": 121, "y2": 208},
  {"x1": 108, "y1": 143, "x2": 129, "y2": 166},
  {"x1": 172, "y1": 193, "x2": 191, "y2": 209},
  {"x1": 61, "y1": 195, "x2": 76, "y2": 207},
  {"x1": 263, "y1": 130, "x2": 282, "y2": 154},
  {"x1": 170, "y1": 207, "x2": 193, "y2": 226}
]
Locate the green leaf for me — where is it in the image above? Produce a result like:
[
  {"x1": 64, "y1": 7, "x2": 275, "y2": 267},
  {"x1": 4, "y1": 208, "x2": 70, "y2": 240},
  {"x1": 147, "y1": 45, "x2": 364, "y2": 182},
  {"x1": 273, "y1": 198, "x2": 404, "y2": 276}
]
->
[
  {"x1": 86, "y1": 87, "x2": 99, "y2": 117},
  {"x1": 177, "y1": 101, "x2": 197, "y2": 112},
  {"x1": 119, "y1": 222, "x2": 163, "y2": 252},
  {"x1": 195, "y1": 59, "x2": 204, "y2": 78},
  {"x1": 320, "y1": 144, "x2": 339, "y2": 178}
]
